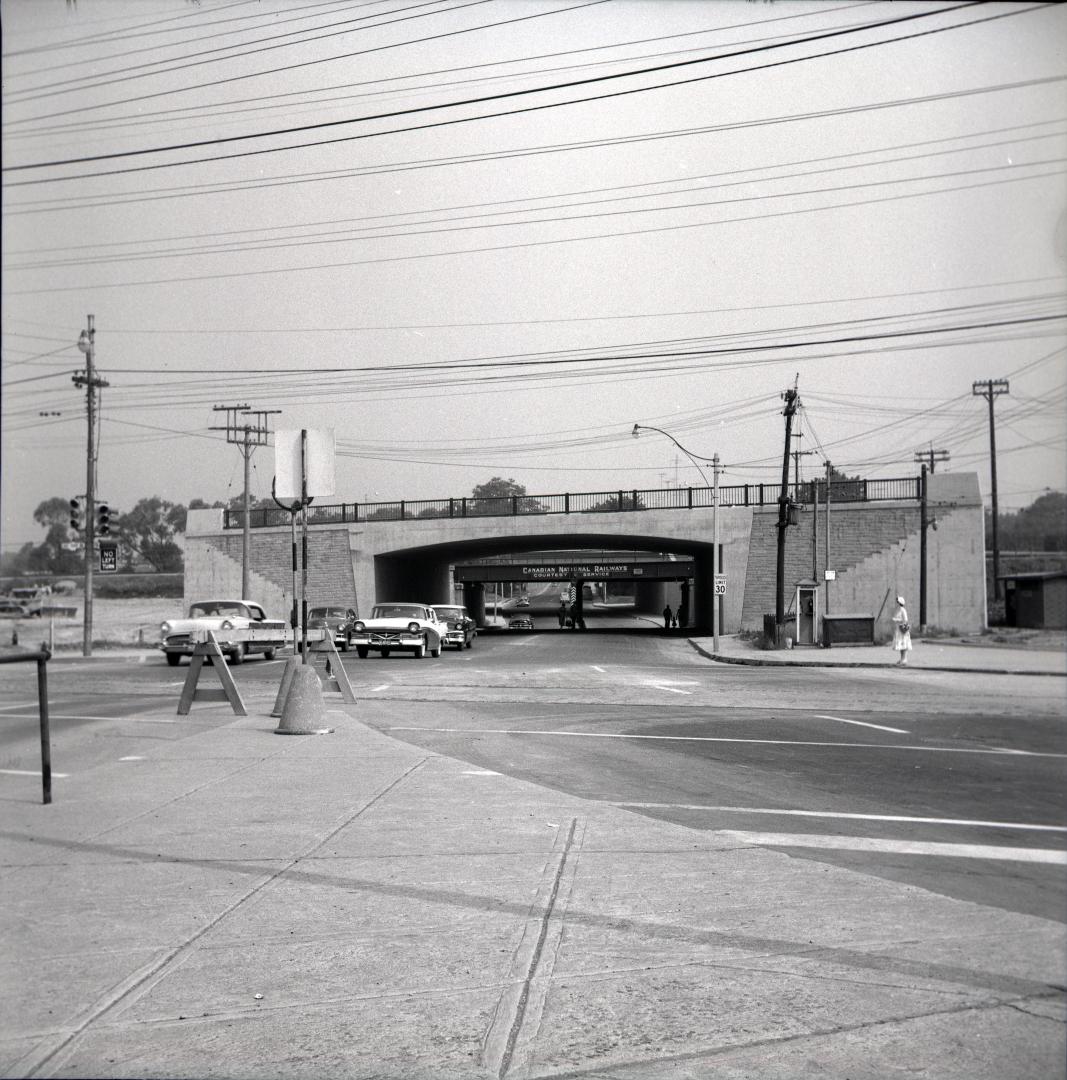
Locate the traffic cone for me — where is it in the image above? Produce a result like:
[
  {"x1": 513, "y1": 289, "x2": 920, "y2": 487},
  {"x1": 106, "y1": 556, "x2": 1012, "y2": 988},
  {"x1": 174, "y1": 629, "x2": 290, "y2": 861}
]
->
[
  {"x1": 274, "y1": 665, "x2": 333, "y2": 735},
  {"x1": 271, "y1": 655, "x2": 301, "y2": 718}
]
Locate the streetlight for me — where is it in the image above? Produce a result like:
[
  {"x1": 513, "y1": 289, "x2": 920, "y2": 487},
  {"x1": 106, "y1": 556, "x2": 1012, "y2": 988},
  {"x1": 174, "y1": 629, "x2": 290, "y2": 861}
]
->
[{"x1": 632, "y1": 424, "x2": 720, "y2": 652}]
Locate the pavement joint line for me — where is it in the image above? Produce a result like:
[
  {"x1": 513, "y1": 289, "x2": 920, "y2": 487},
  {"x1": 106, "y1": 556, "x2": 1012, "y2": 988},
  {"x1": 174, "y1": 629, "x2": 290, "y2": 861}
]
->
[
  {"x1": 815, "y1": 713, "x2": 910, "y2": 734},
  {"x1": 386, "y1": 727, "x2": 1067, "y2": 758},
  {"x1": 719, "y1": 831, "x2": 1067, "y2": 865},
  {"x1": 610, "y1": 804, "x2": 1067, "y2": 832},
  {"x1": 484, "y1": 817, "x2": 579, "y2": 1080},
  {"x1": 12, "y1": 756, "x2": 432, "y2": 1077}
]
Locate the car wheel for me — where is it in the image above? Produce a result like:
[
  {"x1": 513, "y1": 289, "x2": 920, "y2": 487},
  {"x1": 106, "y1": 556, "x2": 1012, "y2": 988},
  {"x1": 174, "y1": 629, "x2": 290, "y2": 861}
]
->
[
  {"x1": 229, "y1": 643, "x2": 246, "y2": 665},
  {"x1": 165, "y1": 653, "x2": 182, "y2": 667},
  {"x1": 380, "y1": 649, "x2": 391, "y2": 658},
  {"x1": 430, "y1": 638, "x2": 441, "y2": 658},
  {"x1": 356, "y1": 646, "x2": 369, "y2": 659},
  {"x1": 413, "y1": 639, "x2": 426, "y2": 659},
  {"x1": 264, "y1": 648, "x2": 276, "y2": 661}
]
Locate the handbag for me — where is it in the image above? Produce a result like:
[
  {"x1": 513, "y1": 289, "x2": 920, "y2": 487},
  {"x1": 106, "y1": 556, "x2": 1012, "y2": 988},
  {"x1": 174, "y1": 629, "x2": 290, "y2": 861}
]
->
[{"x1": 899, "y1": 622, "x2": 910, "y2": 634}]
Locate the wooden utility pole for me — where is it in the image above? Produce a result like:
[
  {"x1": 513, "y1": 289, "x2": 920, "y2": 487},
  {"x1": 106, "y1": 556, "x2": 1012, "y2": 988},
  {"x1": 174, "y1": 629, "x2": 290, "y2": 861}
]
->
[
  {"x1": 775, "y1": 382, "x2": 800, "y2": 637},
  {"x1": 972, "y1": 380, "x2": 1009, "y2": 600},
  {"x1": 914, "y1": 446, "x2": 950, "y2": 474},
  {"x1": 211, "y1": 405, "x2": 281, "y2": 599}
]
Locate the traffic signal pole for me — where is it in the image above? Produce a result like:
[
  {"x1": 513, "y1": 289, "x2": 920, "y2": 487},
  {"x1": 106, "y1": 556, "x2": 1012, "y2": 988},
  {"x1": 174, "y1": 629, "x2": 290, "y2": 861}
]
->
[{"x1": 74, "y1": 316, "x2": 107, "y2": 657}]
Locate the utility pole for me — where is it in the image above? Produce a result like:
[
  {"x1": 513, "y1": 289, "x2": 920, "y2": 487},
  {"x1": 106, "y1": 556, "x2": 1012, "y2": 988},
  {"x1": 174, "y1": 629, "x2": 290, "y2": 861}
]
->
[
  {"x1": 919, "y1": 463, "x2": 929, "y2": 632},
  {"x1": 972, "y1": 379, "x2": 1009, "y2": 601},
  {"x1": 74, "y1": 316, "x2": 108, "y2": 657},
  {"x1": 824, "y1": 459, "x2": 832, "y2": 616},
  {"x1": 914, "y1": 446, "x2": 950, "y2": 474},
  {"x1": 775, "y1": 381, "x2": 800, "y2": 640},
  {"x1": 211, "y1": 405, "x2": 281, "y2": 599},
  {"x1": 712, "y1": 452, "x2": 720, "y2": 654}
]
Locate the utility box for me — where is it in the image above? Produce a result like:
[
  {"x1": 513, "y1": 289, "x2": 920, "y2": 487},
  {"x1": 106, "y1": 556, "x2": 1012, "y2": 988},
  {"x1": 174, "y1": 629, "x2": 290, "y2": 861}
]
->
[{"x1": 821, "y1": 613, "x2": 875, "y2": 646}]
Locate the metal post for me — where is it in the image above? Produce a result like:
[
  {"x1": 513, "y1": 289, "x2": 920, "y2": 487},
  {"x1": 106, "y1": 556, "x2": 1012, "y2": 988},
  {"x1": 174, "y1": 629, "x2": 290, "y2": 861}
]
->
[
  {"x1": 712, "y1": 453, "x2": 720, "y2": 654},
  {"x1": 37, "y1": 654, "x2": 51, "y2": 805},
  {"x1": 300, "y1": 429, "x2": 309, "y2": 664},
  {"x1": 776, "y1": 386, "x2": 799, "y2": 635},
  {"x1": 242, "y1": 427, "x2": 252, "y2": 599},
  {"x1": 920, "y1": 463, "x2": 928, "y2": 632},
  {"x1": 82, "y1": 317, "x2": 96, "y2": 656},
  {"x1": 824, "y1": 460, "x2": 831, "y2": 616}
]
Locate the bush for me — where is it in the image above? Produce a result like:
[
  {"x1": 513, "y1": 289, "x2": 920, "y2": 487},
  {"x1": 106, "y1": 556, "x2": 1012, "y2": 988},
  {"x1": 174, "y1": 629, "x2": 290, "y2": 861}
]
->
[{"x1": 94, "y1": 575, "x2": 183, "y2": 599}]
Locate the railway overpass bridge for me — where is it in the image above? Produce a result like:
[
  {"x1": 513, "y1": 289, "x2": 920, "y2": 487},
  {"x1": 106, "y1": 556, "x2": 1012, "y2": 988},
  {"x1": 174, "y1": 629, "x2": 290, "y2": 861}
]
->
[{"x1": 183, "y1": 473, "x2": 986, "y2": 636}]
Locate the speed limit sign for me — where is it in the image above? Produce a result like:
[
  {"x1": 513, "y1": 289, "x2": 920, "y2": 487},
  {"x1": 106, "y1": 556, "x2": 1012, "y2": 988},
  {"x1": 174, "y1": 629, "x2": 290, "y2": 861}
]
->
[{"x1": 714, "y1": 575, "x2": 726, "y2": 595}]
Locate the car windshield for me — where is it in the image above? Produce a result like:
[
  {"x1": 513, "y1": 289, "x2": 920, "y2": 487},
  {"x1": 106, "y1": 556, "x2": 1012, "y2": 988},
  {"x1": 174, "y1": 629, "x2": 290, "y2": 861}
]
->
[
  {"x1": 372, "y1": 605, "x2": 424, "y2": 619},
  {"x1": 189, "y1": 602, "x2": 247, "y2": 618},
  {"x1": 435, "y1": 608, "x2": 464, "y2": 618},
  {"x1": 310, "y1": 607, "x2": 347, "y2": 618}
]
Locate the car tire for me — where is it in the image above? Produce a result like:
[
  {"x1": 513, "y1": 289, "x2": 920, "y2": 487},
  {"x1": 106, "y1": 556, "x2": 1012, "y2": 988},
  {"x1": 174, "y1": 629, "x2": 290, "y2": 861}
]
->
[
  {"x1": 356, "y1": 646, "x2": 369, "y2": 659},
  {"x1": 264, "y1": 648, "x2": 276, "y2": 661},
  {"x1": 413, "y1": 640, "x2": 426, "y2": 659},
  {"x1": 229, "y1": 643, "x2": 246, "y2": 665},
  {"x1": 430, "y1": 639, "x2": 441, "y2": 658},
  {"x1": 166, "y1": 653, "x2": 182, "y2": 667},
  {"x1": 380, "y1": 649, "x2": 391, "y2": 658}
]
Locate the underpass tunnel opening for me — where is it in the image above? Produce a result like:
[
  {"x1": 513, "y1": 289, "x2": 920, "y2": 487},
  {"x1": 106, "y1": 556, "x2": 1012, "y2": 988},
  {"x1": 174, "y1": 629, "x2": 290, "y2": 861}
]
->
[{"x1": 373, "y1": 535, "x2": 722, "y2": 632}]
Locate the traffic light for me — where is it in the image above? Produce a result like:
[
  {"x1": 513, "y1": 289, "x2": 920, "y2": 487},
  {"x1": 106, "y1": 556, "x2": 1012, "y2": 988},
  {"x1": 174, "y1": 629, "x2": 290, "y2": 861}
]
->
[
  {"x1": 97, "y1": 503, "x2": 110, "y2": 536},
  {"x1": 69, "y1": 498, "x2": 81, "y2": 531}
]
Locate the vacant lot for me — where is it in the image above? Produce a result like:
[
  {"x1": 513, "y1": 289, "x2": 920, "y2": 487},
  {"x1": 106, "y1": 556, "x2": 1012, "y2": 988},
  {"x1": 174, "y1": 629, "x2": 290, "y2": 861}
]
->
[{"x1": 2, "y1": 596, "x2": 187, "y2": 651}]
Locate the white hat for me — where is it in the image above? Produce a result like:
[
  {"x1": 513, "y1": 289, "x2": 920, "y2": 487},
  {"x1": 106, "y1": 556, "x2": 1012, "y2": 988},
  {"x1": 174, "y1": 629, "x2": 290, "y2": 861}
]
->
[{"x1": 896, "y1": 596, "x2": 906, "y2": 605}]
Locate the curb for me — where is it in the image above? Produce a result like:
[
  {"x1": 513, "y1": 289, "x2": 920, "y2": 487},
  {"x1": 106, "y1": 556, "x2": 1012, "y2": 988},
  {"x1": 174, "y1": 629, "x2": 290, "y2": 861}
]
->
[{"x1": 686, "y1": 639, "x2": 1066, "y2": 677}]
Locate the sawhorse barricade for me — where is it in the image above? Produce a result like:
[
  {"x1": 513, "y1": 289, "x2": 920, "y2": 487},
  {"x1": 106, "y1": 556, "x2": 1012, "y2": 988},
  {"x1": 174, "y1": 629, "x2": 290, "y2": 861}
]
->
[
  {"x1": 177, "y1": 631, "x2": 247, "y2": 716},
  {"x1": 305, "y1": 631, "x2": 357, "y2": 703}
]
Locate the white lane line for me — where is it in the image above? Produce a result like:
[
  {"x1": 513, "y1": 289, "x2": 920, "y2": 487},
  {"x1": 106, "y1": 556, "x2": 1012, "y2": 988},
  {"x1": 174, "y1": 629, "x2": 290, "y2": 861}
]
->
[
  {"x1": 385, "y1": 727, "x2": 1067, "y2": 758},
  {"x1": 0, "y1": 769, "x2": 69, "y2": 778},
  {"x1": 591, "y1": 665, "x2": 607, "y2": 673},
  {"x1": 650, "y1": 685, "x2": 692, "y2": 695},
  {"x1": 119, "y1": 756, "x2": 146, "y2": 762},
  {"x1": 462, "y1": 769, "x2": 500, "y2": 776},
  {"x1": 816, "y1": 714, "x2": 909, "y2": 734},
  {"x1": 721, "y1": 830, "x2": 1067, "y2": 865},
  {"x1": 613, "y1": 804, "x2": 1067, "y2": 833},
  {"x1": 0, "y1": 701, "x2": 39, "y2": 712},
  {"x1": 370, "y1": 685, "x2": 390, "y2": 693}
]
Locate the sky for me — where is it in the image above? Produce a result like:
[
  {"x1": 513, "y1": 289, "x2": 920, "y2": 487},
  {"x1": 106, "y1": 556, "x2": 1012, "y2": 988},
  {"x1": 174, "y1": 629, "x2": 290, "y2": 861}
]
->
[{"x1": 2, "y1": 0, "x2": 1065, "y2": 552}]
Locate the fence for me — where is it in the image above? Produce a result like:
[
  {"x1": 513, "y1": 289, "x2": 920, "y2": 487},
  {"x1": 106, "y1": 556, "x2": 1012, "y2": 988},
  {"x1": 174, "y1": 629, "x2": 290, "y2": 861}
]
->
[{"x1": 226, "y1": 477, "x2": 921, "y2": 530}]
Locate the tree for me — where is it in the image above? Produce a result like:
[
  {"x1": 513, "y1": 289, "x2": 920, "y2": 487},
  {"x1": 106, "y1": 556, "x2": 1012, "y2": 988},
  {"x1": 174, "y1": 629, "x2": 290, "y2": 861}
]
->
[
  {"x1": 586, "y1": 492, "x2": 646, "y2": 512},
  {"x1": 468, "y1": 477, "x2": 545, "y2": 516},
  {"x1": 29, "y1": 498, "x2": 83, "y2": 574},
  {"x1": 114, "y1": 497, "x2": 186, "y2": 572},
  {"x1": 987, "y1": 491, "x2": 1066, "y2": 552}
]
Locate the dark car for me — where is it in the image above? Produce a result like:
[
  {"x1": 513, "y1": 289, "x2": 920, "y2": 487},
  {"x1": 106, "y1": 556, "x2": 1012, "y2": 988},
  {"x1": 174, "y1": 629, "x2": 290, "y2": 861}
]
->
[
  {"x1": 307, "y1": 606, "x2": 358, "y2": 651},
  {"x1": 431, "y1": 605, "x2": 477, "y2": 650},
  {"x1": 508, "y1": 615, "x2": 534, "y2": 630}
]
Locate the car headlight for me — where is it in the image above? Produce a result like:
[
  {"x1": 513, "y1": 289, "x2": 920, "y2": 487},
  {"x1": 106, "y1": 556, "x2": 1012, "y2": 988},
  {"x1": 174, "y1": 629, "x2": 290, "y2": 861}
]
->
[
  {"x1": 220, "y1": 619, "x2": 234, "y2": 630},
  {"x1": 354, "y1": 621, "x2": 365, "y2": 633},
  {"x1": 160, "y1": 621, "x2": 171, "y2": 635},
  {"x1": 407, "y1": 621, "x2": 421, "y2": 633}
]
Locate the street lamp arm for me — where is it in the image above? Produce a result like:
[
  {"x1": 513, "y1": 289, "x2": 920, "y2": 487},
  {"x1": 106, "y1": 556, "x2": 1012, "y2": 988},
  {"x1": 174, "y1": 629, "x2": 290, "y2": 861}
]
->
[{"x1": 632, "y1": 423, "x2": 717, "y2": 462}]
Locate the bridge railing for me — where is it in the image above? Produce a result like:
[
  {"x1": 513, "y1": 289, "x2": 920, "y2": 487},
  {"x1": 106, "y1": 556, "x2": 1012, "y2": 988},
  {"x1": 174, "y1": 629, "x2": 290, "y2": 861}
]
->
[{"x1": 226, "y1": 477, "x2": 920, "y2": 530}]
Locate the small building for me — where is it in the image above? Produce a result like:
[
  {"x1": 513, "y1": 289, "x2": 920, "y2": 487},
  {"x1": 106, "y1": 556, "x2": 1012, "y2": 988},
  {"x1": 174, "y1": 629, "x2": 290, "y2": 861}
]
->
[{"x1": 999, "y1": 571, "x2": 1067, "y2": 630}]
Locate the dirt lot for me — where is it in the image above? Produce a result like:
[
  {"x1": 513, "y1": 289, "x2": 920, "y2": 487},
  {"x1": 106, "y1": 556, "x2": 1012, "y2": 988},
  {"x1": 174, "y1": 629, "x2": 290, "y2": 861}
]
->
[{"x1": 2, "y1": 596, "x2": 187, "y2": 651}]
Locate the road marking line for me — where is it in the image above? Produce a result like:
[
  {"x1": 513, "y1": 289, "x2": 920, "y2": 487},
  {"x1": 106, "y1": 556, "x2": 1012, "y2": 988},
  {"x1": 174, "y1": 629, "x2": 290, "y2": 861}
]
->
[
  {"x1": 119, "y1": 756, "x2": 146, "y2": 762},
  {"x1": 650, "y1": 685, "x2": 692, "y2": 695},
  {"x1": 0, "y1": 769, "x2": 69, "y2": 778},
  {"x1": 591, "y1": 665, "x2": 606, "y2": 673},
  {"x1": 386, "y1": 728, "x2": 1067, "y2": 758},
  {"x1": 370, "y1": 685, "x2": 390, "y2": 692},
  {"x1": 0, "y1": 701, "x2": 39, "y2": 712},
  {"x1": 462, "y1": 769, "x2": 500, "y2": 776},
  {"x1": 816, "y1": 714, "x2": 909, "y2": 734},
  {"x1": 721, "y1": 830, "x2": 1067, "y2": 865},
  {"x1": 613, "y1": 804, "x2": 1067, "y2": 833}
]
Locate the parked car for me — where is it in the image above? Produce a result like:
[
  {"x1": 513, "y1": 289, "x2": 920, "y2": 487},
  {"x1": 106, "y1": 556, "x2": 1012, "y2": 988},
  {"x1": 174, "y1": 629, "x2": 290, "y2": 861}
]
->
[
  {"x1": 516, "y1": 595, "x2": 530, "y2": 607},
  {"x1": 508, "y1": 615, "x2": 534, "y2": 630},
  {"x1": 307, "y1": 606, "x2": 358, "y2": 651},
  {"x1": 159, "y1": 600, "x2": 287, "y2": 666},
  {"x1": 431, "y1": 605, "x2": 476, "y2": 650},
  {"x1": 350, "y1": 603, "x2": 443, "y2": 659},
  {"x1": 8, "y1": 586, "x2": 48, "y2": 616},
  {"x1": 0, "y1": 599, "x2": 29, "y2": 619}
]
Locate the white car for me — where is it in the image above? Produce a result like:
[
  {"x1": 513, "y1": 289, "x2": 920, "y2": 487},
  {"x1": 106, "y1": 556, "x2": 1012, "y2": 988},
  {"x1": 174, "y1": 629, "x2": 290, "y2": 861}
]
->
[
  {"x1": 350, "y1": 603, "x2": 443, "y2": 659},
  {"x1": 159, "y1": 600, "x2": 287, "y2": 666}
]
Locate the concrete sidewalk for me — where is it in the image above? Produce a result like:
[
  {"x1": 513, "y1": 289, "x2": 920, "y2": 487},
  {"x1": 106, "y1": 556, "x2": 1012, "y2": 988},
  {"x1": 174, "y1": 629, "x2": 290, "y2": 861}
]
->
[
  {"x1": 1, "y1": 682, "x2": 1064, "y2": 1079},
  {"x1": 692, "y1": 634, "x2": 1067, "y2": 676}
]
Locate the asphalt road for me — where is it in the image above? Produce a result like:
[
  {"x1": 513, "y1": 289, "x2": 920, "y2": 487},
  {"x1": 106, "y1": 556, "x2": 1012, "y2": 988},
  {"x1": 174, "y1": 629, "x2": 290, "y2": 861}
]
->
[{"x1": 2, "y1": 627, "x2": 1064, "y2": 925}]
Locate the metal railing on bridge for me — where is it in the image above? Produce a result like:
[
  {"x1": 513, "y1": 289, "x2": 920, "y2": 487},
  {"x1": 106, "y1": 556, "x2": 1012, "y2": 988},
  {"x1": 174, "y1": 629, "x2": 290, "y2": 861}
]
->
[{"x1": 226, "y1": 477, "x2": 920, "y2": 530}]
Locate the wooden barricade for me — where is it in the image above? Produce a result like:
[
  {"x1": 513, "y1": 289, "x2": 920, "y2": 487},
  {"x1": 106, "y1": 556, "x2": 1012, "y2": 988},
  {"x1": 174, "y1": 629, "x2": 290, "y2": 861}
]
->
[
  {"x1": 307, "y1": 632, "x2": 357, "y2": 703},
  {"x1": 177, "y1": 631, "x2": 247, "y2": 716}
]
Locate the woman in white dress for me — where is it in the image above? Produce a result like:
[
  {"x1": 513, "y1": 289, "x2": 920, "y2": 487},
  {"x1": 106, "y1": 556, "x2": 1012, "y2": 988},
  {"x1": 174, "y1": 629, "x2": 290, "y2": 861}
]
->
[{"x1": 891, "y1": 596, "x2": 912, "y2": 665}]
